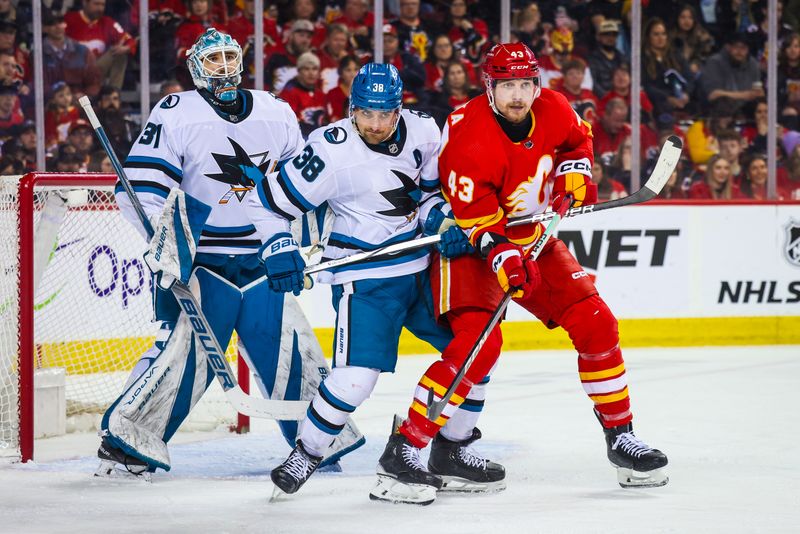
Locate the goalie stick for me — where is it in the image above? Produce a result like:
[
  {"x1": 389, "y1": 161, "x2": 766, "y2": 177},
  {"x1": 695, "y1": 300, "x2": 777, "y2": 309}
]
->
[
  {"x1": 303, "y1": 136, "x2": 684, "y2": 277},
  {"x1": 79, "y1": 96, "x2": 308, "y2": 421},
  {"x1": 425, "y1": 135, "x2": 684, "y2": 422}
]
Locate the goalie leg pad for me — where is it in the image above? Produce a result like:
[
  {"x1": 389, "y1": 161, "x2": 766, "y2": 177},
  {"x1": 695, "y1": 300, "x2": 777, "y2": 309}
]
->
[
  {"x1": 237, "y1": 280, "x2": 365, "y2": 464},
  {"x1": 101, "y1": 267, "x2": 240, "y2": 470}
]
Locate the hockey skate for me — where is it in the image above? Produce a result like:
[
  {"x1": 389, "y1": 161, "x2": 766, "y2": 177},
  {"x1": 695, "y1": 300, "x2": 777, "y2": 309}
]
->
[
  {"x1": 370, "y1": 432, "x2": 443, "y2": 505},
  {"x1": 270, "y1": 441, "x2": 322, "y2": 500},
  {"x1": 95, "y1": 436, "x2": 152, "y2": 481},
  {"x1": 604, "y1": 423, "x2": 668, "y2": 488},
  {"x1": 428, "y1": 428, "x2": 506, "y2": 493}
]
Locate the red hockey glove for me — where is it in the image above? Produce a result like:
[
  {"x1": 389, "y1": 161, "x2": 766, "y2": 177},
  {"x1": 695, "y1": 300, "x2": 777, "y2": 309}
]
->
[
  {"x1": 552, "y1": 172, "x2": 597, "y2": 212},
  {"x1": 486, "y1": 242, "x2": 541, "y2": 298}
]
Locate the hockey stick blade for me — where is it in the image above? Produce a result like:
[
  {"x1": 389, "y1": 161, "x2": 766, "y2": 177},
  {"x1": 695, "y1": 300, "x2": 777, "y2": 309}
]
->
[
  {"x1": 506, "y1": 135, "x2": 683, "y2": 228},
  {"x1": 79, "y1": 96, "x2": 308, "y2": 421}
]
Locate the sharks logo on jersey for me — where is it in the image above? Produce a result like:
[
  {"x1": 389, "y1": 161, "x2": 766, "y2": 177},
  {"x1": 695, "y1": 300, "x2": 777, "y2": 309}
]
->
[
  {"x1": 378, "y1": 170, "x2": 421, "y2": 222},
  {"x1": 205, "y1": 137, "x2": 275, "y2": 204}
]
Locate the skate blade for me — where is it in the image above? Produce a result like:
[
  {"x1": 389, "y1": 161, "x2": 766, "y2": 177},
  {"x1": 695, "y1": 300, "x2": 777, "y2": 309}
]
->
[
  {"x1": 94, "y1": 460, "x2": 151, "y2": 482},
  {"x1": 439, "y1": 476, "x2": 507, "y2": 494},
  {"x1": 369, "y1": 474, "x2": 437, "y2": 505},
  {"x1": 269, "y1": 485, "x2": 288, "y2": 504},
  {"x1": 615, "y1": 466, "x2": 668, "y2": 488}
]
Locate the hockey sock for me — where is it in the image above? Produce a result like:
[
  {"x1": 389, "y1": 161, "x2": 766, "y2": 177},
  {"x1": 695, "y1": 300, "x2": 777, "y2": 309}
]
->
[
  {"x1": 439, "y1": 374, "x2": 490, "y2": 442},
  {"x1": 400, "y1": 309, "x2": 502, "y2": 448},
  {"x1": 297, "y1": 366, "x2": 379, "y2": 457},
  {"x1": 559, "y1": 295, "x2": 632, "y2": 428}
]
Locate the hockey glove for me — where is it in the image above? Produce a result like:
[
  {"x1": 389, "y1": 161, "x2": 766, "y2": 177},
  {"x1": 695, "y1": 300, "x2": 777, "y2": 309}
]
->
[
  {"x1": 486, "y1": 242, "x2": 541, "y2": 298},
  {"x1": 552, "y1": 172, "x2": 597, "y2": 212},
  {"x1": 424, "y1": 203, "x2": 474, "y2": 258},
  {"x1": 261, "y1": 233, "x2": 306, "y2": 295}
]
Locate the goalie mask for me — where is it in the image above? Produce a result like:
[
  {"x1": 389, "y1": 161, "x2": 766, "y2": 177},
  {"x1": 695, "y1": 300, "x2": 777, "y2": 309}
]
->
[{"x1": 187, "y1": 28, "x2": 243, "y2": 103}]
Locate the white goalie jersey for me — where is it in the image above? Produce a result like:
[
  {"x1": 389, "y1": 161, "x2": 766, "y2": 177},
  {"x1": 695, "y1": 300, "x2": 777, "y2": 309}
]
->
[
  {"x1": 118, "y1": 89, "x2": 304, "y2": 255},
  {"x1": 246, "y1": 109, "x2": 444, "y2": 284}
]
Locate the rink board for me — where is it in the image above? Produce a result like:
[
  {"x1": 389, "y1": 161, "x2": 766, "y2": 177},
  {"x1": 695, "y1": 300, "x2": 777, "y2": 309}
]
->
[{"x1": 26, "y1": 203, "x2": 800, "y2": 368}]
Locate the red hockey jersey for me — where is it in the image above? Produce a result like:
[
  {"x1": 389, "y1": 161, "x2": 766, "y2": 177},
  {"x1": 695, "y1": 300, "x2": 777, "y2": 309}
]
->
[{"x1": 439, "y1": 89, "x2": 593, "y2": 247}]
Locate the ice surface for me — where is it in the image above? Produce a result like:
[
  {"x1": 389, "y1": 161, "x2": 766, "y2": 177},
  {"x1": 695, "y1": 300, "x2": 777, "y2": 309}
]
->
[{"x1": 2, "y1": 346, "x2": 799, "y2": 533}]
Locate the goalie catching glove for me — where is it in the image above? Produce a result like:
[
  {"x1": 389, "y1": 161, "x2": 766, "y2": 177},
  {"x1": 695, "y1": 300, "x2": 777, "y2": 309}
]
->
[
  {"x1": 552, "y1": 158, "x2": 597, "y2": 212},
  {"x1": 143, "y1": 188, "x2": 211, "y2": 290},
  {"x1": 482, "y1": 234, "x2": 541, "y2": 299},
  {"x1": 423, "y1": 202, "x2": 474, "y2": 259}
]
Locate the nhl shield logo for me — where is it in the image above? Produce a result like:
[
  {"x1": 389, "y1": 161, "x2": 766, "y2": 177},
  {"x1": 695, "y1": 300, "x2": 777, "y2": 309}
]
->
[{"x1": 784, "y1": 219, "x2": 800, "y2": 267}]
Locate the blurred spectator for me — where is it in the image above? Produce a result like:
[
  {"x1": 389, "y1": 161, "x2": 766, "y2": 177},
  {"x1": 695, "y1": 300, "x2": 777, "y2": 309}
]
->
[
  {"x1": 380, "y1": 23, "x2": 425, "y2": 105},
  {"x1": 699, "y1": 33, "x2": 763, "y2": 110},
  {"x1": 53, "y1": 150, "x2": 86, "y2": 173},
  {"x1": 65, "y1": 0, "x2": 136, "y2": 90},
  {"x1": 318, "y1": 23, "x2": 351, "y2": 94},
  {"x1": 0, "y1": 0, "x2": 16, "y2": 25},
  {"x1": 280, "y1": 52, "x2": 328, "y2": 138},
  {"x1": 557, "y1": 58, "x2": 598, "y2": 124},
  {"x1": 87, "y1": 149, "x2": 114, "y2": 173},
  {"x1": 175, "y1": 0, "x2": 226, "y2": 68},
  {"x1": 282, "y1": 0, "x2": 327, "y2": 50},
  {"x1": 425, "y1": 61, "x2": 481, "y2": 128},
  {"x1": 325, "y1": 55, "x2": 359, "y2": 122},
  {"x1": 512, "y1": 0, "x2": 547, "y2": 56},
  {"x1": 593, "y1": 97, "x2": 630, "y2": 162},
  {"x1": 592, "y1": 158, "x2": 628, "y2": 201},
  {"x1": 159, "y1": 79, "x2": 184, "y2": 98},
  {"x1": 0, "y1": 81, "x2": 22, "y2": 137},
  {"x1": 332, "y1": 0, "x2": 374, "y2": 56},
  {"x1": 392, "y1": 0, "x2": 439, "y2": 62},
  {"x1": 424, "y1": 34, "x2": 476, "y2": 92},
  {"x1": 40, "y1": 11, "x2": 101, "y2": 100},
  {"x1": 688, "y1": 154, "x2": 737, "y2": 199},
  {"x1": 0, "y1": 154, "x2": 24, "y2": 175},
  {"x1": 130, "y1": 0, "x2": 184, "y2": 83},
  {"x1": 267, "y1": 19, "x2": 314, "y2": 92},
  {"x1": 642, "y1": 17, "x2": 693, "y2": 129},
  {"x1": 717, "y1": 129, "x2": 745, "y2": 179},
  {"x1": 44, "y1": 82, "x2": 80, "y2": 149},
  {"x1": 0, "y1": 21, "x2": 29, "y2": 98},
  {"x1": 741, "y1": 98, "x2": 769, "y2": 152},
  {"x1": 657, "y1": 163, "x2": 692, "y2": 200},
  {"x1": 784, "y1": 141, "x2": 800, "y2": 199},
  {"x1": 538, "y1": 28, "x2": 593, "y2": 92},
  {"x1": 598, "y1": 63, "x2": 654, "y2": 125},
  {"x1": 63, "y1": 119, "x2": 96, "y2": 163},
  {"x1": 96, "y1": 85, "x2": 135, "y2": 156},
  {"x1": 745, "y1": 0, "x2": 794, "y2": 64},
  {"x1": 608, "y1": 135, "x2": 633, "y2": 191},
  {"x1": 3, "y1": 119, "x2": 36, "y2": 172},
  {"x1": 778, "y1": 32, "x2": 800, "y2": 113},
  {"x1": 686, "y1": 96, "x2": 736, "y2": 165},
  {"x1": 738, "y1": 153, "x2": 771, "y2": 200},
  {"x1": 448, "y1": 0, "x2": 490, "y2": 65},
  {"x1": 670, "y1": 4, "x2": 714, "y2": 75},
  {"x1": 0, "y1": 50, "x2": 13, "y2": 82},
  {"x1": 230, "y1": 0, "x2": 279, "y2": 88},
  {"x1": 588, "y1": 19, "x2": 626, "y2": 98}
]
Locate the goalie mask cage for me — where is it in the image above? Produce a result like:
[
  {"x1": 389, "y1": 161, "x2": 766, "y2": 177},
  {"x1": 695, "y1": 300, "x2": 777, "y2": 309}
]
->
[{"x1": 1, "y1": 173, "x2": 249, "y2": 463}]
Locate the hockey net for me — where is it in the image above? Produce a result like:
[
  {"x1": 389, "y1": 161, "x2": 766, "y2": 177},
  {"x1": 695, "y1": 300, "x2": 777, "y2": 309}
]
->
[{"x1": 1, "y1": 173, "x2": 247, "y2": 462}]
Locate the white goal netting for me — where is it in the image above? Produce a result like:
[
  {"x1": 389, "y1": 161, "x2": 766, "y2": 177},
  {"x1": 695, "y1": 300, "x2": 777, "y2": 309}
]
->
[{"x1": 0, "y1": 175, "x2": 239, "y2": 460}]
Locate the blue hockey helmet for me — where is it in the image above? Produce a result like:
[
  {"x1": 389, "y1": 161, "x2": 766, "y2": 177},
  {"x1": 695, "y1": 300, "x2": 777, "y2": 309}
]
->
[
  {"x1": 349, "y1": 63, "x2": 403, "y2": 113},
  {"x1": 186, "y1": 28, "x2": 243, "y2": 103}
]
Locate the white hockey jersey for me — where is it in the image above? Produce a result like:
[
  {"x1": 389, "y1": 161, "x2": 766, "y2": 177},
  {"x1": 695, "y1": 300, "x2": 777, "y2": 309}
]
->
[
  {"x1": 118, "y1": 89, "x2": 304, "y2": 255},
  {"x1": 246, "y1": 109, "x2": 444, "y2": 285}
]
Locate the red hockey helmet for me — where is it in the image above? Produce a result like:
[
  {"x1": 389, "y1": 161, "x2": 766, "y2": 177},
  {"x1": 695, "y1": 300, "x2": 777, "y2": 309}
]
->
[{"x1": 482, "y1": 43, "x2": 541, "y2": 113}]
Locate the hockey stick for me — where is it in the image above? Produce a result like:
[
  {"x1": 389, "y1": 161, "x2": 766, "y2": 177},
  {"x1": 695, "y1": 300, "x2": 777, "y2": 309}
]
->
[
  {"x1": 425, "y1": 135, "x2": 684, "y2": 422},
  {"x1": 79, "y1": 96, "x2": 308, "y2": 420},
  {"x1": 506, "y1": 135, "x2": 683, "y2": 229},
  {"x1": 304, "y1": 135, "x2": 683, "y2": 277}
]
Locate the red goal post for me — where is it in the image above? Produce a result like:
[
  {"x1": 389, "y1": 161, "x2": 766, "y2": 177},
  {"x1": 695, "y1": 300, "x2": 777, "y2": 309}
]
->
[{"x1": 1, "y1": 173, "x2": 249, "y2": 463}]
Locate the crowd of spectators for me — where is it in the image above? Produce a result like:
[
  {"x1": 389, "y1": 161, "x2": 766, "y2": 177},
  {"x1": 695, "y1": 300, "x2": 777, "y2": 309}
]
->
[{"x1": 0, "y1": 0, "x2": 798, "y2": 201}]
